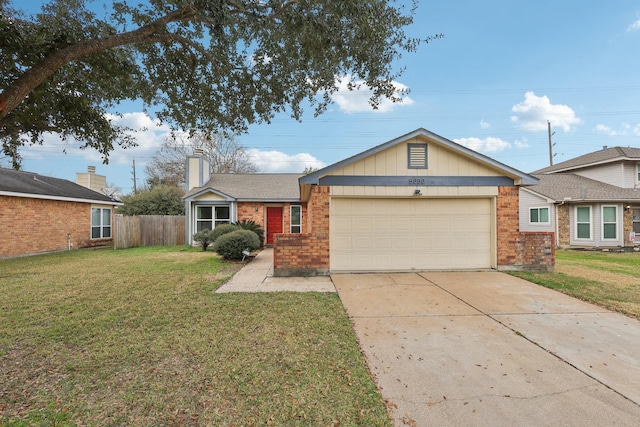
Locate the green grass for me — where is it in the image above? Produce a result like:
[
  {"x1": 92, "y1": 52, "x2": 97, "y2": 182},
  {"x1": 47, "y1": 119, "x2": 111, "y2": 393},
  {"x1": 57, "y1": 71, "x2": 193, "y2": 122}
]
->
[
  {"x1": 0, "y1": 247, "x2": 390, "y2": 426},
  {"x1": 509, "y1": 249, "x2": 640, "y2": 318}
]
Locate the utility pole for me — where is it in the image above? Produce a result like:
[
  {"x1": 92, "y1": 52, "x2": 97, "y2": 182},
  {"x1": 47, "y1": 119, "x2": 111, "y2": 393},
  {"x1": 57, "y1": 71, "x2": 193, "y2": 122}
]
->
[
  {"x1": 132, "y1": 159, "x2": 137, "y2": 195},
  {"x1": 548, "y1": 121, "x2": 552, "y2": 166}
]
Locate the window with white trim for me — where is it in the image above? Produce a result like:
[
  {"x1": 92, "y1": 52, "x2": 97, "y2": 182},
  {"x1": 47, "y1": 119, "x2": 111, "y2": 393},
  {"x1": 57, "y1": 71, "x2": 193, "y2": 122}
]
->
[
  {"x1": 575, "y1": 206, "x2": 591, "y2": 239},
  {"x1": 529, "y1": 207, "x2": 550, "y2": 224},
  {"x1": 602, "y1": 206, "x2": 617, "y2": 240},
  {"x1": 290, "y1": 205, "x2": 302, "y2": 233},
  {"x1": 637, "y1": 164, "x2": 640, "y2": 183},
  {"x1": 91, "y1": 207, "x2": 112, "y2": 239},
  {"x1": 196, "y1": 205, "x2": 230, "y2": 232}
]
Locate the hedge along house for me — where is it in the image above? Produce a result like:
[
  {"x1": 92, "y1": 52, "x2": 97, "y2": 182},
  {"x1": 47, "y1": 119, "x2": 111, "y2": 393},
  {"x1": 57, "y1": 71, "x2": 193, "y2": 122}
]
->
[
  {"x1": 184, "y1": 129, "x2": 555, "y2": 275},
  {"x1": 183, "y1": 149, "x2": 305, "y2": 246},
  {"x1": 0, "y1": 167, "x2": 121, "y2": 258}
]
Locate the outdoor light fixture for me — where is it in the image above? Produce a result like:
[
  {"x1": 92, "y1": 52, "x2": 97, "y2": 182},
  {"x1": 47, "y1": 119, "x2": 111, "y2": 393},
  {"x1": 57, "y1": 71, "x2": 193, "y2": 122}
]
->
[
  {"x1": 414, "y1": 189, "x2": 421, "y2": 196},
  {"x1": 626, "y1": 205, "x2": 632, "y2": 212}
]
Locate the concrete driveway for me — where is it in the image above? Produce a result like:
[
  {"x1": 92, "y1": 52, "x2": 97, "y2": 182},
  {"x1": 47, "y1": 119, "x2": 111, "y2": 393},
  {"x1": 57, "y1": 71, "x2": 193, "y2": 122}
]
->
[{"x1": 332, "y1": 272, "x2": 640, "y2": 426}]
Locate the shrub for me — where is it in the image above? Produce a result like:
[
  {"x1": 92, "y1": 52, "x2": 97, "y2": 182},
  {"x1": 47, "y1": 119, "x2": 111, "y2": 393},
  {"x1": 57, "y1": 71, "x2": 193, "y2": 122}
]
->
[
  {"x1": 210, "y1": 224, "x2": 239, "y2": 242},
  {"x1": 212, "y1": 229, "x2": 261, "y2": 259},
  {"x1": 233, "y1": 220, "x2": 265, "y2": 247},
  {"x1": 193, "y1": 229, "x2": 215, "y2": 251}
]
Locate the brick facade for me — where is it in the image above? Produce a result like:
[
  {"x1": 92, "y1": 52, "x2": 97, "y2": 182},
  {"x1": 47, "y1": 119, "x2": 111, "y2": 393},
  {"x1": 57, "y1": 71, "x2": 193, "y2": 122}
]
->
[
  {"x1": 236, "y1": 202, "x2": 308, "y2": 235},
  {"x1": 496, "y1": 186, "x2": 555, "y2": 271},
  {"x1": 273, "y1": 185, "x2": 555, "y2": 275},
  {"x1": 0, "y1": 196, "x2": 113, "y2": 258},
  {"x1": 273, "y1": 186, "x2": 330, "y2": 276},
  {"x1": 556, "y1": 203, "x2": 570, "y2": 246}
]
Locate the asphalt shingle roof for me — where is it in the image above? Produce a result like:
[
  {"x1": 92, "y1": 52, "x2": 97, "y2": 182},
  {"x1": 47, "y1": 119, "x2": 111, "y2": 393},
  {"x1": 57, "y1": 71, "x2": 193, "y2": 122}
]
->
[
  {"x1": 0, "y1": 168, "x2": 116, "y2": 203},
  {"x1": 528, "y1": 173, "x2": 640, "y2": 202},
  {"x1": 534, "y1": 146, "x2": 640, "y2": 174},
  {"x1": 184, "y1": 173, "x2": 304, "y2": 200}
]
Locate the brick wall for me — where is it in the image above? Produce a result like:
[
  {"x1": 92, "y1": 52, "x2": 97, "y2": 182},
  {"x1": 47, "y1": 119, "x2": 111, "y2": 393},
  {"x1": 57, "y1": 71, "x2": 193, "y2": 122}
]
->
[
  {"x1": 274, "y1": 185, "x2": 555, "y2": 275},
  {"x1": 496, "y1": 187, "x2": 555, "y2": 271},
  {"x1": 623, "y1": 208, "x2": 636, "y2": 246},
  {"x1": 557, "y1": 203, "x2": 570, "y2": 246},
  {"x1": 0, "y1": 196, "x2": 112, "y2": 258},
  {"x1": 236, "y1": 202, "x2": 308, "y2": 235},
  {"x1": 273, "y1": 186, "x2": 329, "y2": 276},
  {"x1": 496, "y1": 186, "x2": 520, "y2": 266}
]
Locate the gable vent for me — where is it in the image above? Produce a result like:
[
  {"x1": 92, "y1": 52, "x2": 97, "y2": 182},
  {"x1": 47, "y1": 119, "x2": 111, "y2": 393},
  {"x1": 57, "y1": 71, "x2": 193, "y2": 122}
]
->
[{"x1": 408, "y1": 143, "x2": 428, "y2": 169}]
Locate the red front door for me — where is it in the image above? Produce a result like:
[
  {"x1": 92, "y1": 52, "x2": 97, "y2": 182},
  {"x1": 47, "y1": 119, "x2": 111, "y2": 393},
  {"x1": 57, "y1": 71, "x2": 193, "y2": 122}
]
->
[{"x1": 266, "y1": 206, "x2": 283, "y2": 245}]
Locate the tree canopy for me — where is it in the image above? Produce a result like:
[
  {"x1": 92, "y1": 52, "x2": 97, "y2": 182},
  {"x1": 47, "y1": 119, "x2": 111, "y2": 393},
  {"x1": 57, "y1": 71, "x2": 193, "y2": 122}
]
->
[
  {"x1": 117, "y1": 184, "x2": 184, "y2": 215},
  {"x1": 1, "y1": 0, "x2": 439, "y2": 168},
  {"x1": 145, "y1": 133, "x2": 258, "y2": 189}
]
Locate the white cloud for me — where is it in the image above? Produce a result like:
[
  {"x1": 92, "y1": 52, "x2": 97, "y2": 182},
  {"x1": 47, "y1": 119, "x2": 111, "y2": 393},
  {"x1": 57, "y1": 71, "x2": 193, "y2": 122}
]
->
[
  {"x1": 21, "y1": 112, "x2": 170, "y2": 169},
  {"x1": 510, "y1": 92, "x2": 581, "y2": 132},
  {"x1": 246, "y1": 149, "x2": 325, "y2": 173},
  {"x1": 514, "y1": 137, "x2": 529, "y2": 148},
  {"x1": 594, "y1": 124, "x2": 620, "y2": 136},
  {"x1": 453, "y1": 137, "x2": 511, "y2": 153},
  {"x1": 480, "y1": 119, "x2": 490, "y2": 129},
  {"x1": 331, "y1": 76, "x2": 414, "y2": 114},
  {"x1": 628, "y1": 19, "x2": 640, "y2": 32}
]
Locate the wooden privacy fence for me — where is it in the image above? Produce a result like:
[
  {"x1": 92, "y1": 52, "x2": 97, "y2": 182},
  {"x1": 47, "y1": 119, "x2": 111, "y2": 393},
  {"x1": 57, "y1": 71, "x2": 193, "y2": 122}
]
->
[{"x1": 114, "y1": 215, "x2": 185, "y2": 249}]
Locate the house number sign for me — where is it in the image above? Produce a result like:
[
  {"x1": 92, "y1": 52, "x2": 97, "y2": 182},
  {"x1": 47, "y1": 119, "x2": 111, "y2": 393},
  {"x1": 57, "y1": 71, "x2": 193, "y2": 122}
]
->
[{"x1": 408, "y1": 178, "x2": 426, "y2": 185}]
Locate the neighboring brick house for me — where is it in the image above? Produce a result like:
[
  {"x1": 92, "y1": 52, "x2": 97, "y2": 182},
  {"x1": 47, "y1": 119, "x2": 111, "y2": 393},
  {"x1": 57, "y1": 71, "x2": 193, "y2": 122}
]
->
[
  {"x1": 520, "y1": 146, "x2": 640, "y2": 248},
  {"x1": 0, "y1": 167, "x2": 121, "y2": 258},
  {"x1": 184, "y1": 128, "x2": 554, "y2": 275}
]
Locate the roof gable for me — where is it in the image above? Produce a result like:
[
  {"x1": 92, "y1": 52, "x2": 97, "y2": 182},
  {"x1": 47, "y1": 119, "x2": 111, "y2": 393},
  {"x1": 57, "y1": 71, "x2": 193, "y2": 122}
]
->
[
  {"x1": 300, "y1": 128, "x2": 537, "y2": 186},
  {"x1": 0, "y1": 168, "x2": 118, "y2": 204},
  {"x1": 534, "y1": 146, "x2": 640, "y2": 174}
]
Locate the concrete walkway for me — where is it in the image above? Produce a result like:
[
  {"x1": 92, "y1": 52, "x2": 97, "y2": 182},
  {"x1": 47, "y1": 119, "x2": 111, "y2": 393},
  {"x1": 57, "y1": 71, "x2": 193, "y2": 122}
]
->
[
  {"x1": 333, "y1": 271, "x2": 640, "y2": 426},
  {"x1": 215, "y1": 248, "x2": 335, "y2": 293}
]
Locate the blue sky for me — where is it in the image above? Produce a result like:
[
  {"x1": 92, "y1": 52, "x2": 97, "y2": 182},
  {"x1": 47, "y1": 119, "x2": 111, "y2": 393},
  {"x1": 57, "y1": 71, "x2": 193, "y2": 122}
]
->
[{"x1": 16, "y1": 1, "x2": 640, "y2": 195}]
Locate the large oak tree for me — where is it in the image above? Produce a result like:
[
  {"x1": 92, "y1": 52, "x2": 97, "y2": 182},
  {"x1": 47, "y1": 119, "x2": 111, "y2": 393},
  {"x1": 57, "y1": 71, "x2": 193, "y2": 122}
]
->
[{"x1": 0, "y1": 0, "x2": 439, "y2": 168}]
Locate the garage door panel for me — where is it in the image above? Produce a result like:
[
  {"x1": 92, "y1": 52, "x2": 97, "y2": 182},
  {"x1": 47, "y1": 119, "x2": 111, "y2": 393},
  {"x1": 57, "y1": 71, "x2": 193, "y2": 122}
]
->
[{"x1": 331, "y1": 198, "x2": 492, "y2": 271}]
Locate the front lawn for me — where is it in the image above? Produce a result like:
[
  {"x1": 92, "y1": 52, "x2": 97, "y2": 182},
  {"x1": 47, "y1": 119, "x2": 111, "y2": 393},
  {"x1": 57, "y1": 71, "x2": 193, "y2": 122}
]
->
[
  {"x1": 0, "y1": 247, "x2": 390, "y2": 426},
  {"x1": 509, "y1": 249, "x2": 640, "y2": 319}
]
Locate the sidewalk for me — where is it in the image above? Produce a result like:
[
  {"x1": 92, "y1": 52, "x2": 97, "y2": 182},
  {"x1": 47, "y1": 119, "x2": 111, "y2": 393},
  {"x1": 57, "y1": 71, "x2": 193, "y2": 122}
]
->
[{"x1": 215, "y1": 248, "x2": 336, "y2": 293}]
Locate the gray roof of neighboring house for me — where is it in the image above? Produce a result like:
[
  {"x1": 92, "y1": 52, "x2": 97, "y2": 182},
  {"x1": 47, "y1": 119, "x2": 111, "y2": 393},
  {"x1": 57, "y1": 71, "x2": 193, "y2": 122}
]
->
[
  {"x1": 184, "y1": 173, "x2": 304, "y2": 201},
  {"x1": 527, "y1": 173, "x2": 640, "y2": 202},
  {"x1": 534, "y1": 146, "x2": 640, "y2": 174},
  {"x1": 0, "y1": 167, "x2": 118, "y2": 204}
]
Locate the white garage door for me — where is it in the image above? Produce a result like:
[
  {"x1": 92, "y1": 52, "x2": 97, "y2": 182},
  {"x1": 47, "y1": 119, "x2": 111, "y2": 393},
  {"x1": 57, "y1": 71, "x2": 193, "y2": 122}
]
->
[{"x1": 330, "y1": 198, "x2": 493, "y2": 271}]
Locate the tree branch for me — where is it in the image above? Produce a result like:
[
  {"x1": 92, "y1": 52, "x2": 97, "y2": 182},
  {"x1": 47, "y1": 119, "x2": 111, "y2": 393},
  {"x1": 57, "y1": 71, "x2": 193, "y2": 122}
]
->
[{"x1": 0, "y1": 7, "x2": 198, "y2": 120}]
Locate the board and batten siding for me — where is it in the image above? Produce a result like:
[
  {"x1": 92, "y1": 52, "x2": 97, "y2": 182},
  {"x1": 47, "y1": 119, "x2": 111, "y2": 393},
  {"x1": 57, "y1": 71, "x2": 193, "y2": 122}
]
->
[
  {"x1": 328, "y1": 138, "x2": 504, "y2": 198},
  {"x1": 519, "y1": 189, "x2": 555, "y2": 233}
]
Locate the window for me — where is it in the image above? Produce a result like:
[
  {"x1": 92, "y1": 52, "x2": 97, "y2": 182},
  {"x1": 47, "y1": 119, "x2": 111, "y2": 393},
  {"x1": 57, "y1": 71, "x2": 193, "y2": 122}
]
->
[
  {"x1": 196, "y1": 205, "x2": 230, "y2": 231},
  {"x1": 91, "y1": 207, "x2": 111, "y2": 239},
  {"x1": 602, "y1": 206, "x2": 617, "y2": 240},
  {"x1": 529, "y1": 207, "x2": 550, "y2": 224},
  {"x1": 575, "y1": 206, "x2": 591, "y2": 239},
  {"x1": 290, "y1": 205, "x2": 302, "y2": 233},
  {"x1": 633, "y1": 208, "x2": 640, "y2": 234},
  {"x1": 637, "y1": 164, "x2": 640, "y2": 183},
  {"x1": 408, "y1": 143, "x2": 428, "y2": 169}
]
